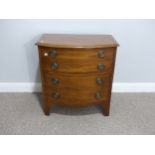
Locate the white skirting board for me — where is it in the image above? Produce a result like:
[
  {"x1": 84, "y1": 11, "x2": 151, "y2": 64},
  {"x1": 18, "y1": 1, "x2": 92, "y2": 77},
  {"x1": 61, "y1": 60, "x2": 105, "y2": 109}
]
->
[
  {"x1": 0, "y1": 82, "x2": 155, "y2": 92},
  {"x1": 0, "y1": 83, "x2": 42, "y2": 92}
]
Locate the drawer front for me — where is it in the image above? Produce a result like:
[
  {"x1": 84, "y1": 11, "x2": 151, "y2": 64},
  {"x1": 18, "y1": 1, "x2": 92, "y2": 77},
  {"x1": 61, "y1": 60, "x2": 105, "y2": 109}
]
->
[
  {"x1": 43, "y1": 73, "x2": 111, "y2": 106},
  {"x1": 39, "y1": 47, "x2": 114, "y2": 73}
]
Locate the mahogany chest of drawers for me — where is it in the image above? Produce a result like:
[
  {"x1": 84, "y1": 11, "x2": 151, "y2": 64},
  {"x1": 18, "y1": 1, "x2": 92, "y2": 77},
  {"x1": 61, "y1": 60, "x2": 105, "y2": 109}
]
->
[{"x1": 36, "y1": 34, "x2": 119, "y2": 116}]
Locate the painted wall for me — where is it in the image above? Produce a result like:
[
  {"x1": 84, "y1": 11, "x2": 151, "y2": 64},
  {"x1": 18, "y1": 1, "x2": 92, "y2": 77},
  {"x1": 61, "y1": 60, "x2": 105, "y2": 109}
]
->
[{"x1": 0, "y1": 19, "x2": 155, "y2": 83}]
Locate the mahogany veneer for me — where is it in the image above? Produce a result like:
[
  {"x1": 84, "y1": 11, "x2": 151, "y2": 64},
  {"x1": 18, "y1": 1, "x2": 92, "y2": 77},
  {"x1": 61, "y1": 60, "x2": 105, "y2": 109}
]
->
[{"x1": 36, "y1": 34, "x2": 119, "y2": 116}]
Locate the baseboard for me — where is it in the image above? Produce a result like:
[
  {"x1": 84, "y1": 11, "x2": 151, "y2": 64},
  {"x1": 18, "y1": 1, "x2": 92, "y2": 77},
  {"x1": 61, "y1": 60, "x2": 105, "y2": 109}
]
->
[
  {"x1": 113, "y1": 83, "x2": 155, "y2": 92},
  {"x1": 0, "y1": 83, "x2": 42, "y2": 92},
  {"x1": 0, "y1": 82, "x2": 155, "y2": 92}
]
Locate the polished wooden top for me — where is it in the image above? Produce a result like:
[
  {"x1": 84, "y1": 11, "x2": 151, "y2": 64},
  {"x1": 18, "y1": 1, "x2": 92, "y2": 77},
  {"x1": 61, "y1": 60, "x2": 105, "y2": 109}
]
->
[{"x1": 36, "y1": 34, "x2": 119, "y2": 48}]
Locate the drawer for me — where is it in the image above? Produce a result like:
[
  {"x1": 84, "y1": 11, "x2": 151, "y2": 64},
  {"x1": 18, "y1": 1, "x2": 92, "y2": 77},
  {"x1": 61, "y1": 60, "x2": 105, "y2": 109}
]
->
[
  {"x1": 44, "y1": 90, "x2": 108, "y2": 107},
  {"x1": 39, "y1": 47, "x2": 114, "y2": 73},
  {"x1": 43, "y1": 72, "x2": 110, "y2": 90},
  {"x1": 42, "y1": 73, "x2": 111, "y2": 107}
]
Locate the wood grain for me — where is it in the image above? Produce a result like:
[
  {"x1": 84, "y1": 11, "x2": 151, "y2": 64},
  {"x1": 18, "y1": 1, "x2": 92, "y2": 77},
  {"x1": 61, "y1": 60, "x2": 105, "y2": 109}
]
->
[
  {"x1": 43, "y1": 73, "x2": 110, "y2": 107},
  {"x1": 43, "y1": 72, "x2": 110, "y2": 89},
  {"x1": 37, "y1": 34, "x2": 119, "y2": 116},
  {"x1": 41, "y1": 47, "x2": 114, "y2": 74},
  {"x1": 36, "y1": 34, "x2": 119, "y2": 48}
]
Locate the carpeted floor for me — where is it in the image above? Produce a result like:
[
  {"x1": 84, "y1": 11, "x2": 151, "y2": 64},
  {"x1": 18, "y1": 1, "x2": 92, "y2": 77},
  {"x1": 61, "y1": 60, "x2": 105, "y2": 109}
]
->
[{"x1": 0, "y1": 93, "x2": 155, "y2": 135}]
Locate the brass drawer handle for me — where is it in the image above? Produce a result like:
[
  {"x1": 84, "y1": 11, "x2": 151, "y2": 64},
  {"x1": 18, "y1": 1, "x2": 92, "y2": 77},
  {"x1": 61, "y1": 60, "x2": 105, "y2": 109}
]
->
[
  {"x1": 52, "y1": 92, "x2": 60, "y2": 99},
  {"x1": 97, "y1": 49, "x2": 105, "y2": 58},
  {"x1": 51, "y1": 62, "x2": 59, "y2": 70},
  {"x1": 49, "y1": 49, "x2": 57, "y2": 57},
  {"x1": 95, "y1": 92, "x2": 103, "y2": 99},
  {"x1": 52, "y1": 77, "x2": 59, "y2": 84},
  {"x1": 96, "y1": 77, "x2": 103, "y2": 85},
  {"x1": 97, "y1": 63, "x2": 104, "y2": 71}
]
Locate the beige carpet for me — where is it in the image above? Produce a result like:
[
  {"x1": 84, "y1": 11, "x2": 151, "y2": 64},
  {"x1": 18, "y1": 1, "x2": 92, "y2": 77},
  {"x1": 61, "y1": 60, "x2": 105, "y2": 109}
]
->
[{"x1": 0, "y1": 93, "x2": 155, "y2": 135}]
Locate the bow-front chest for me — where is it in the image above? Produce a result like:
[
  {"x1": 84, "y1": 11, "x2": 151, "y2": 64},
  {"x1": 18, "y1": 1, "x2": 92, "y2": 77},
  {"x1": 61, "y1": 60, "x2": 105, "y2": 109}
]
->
[{"x1": 36, "y1": 34, "x2": 119, "y2": 116}]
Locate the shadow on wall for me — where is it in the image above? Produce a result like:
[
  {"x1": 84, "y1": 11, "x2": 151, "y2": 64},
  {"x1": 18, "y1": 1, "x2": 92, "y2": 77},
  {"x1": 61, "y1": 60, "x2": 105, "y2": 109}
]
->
[{"x1": 24, "y1": 34, "x2": 42, "y2": 91}]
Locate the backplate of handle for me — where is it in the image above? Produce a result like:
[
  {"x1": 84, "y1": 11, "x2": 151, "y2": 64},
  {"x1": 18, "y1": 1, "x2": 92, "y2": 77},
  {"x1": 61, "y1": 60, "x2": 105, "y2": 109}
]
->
[
  {"x1": 51, "y1": 62, "x2": 59, "y2": 70},
  {"x1": 97, "y1": 63, "x2": 104, "y2": 71},
  {"x1": 96, "y1": 77, "x2": 103, "y2": 85},
  {"x1": 95, "y1": 92, "x2": 103, "y2": 99},
  {"x1": 49, "y1": 49, "x2": 57, "y2": 57},
  {"x1": 97, "y1": 49, "x2": 105, "y2": 58},
  {"x1": 52, "y1": 92, "x2": 60, "y2": 99},
  {"x1": 51, "y1": 77, "x2": 59, "y2": 84}
]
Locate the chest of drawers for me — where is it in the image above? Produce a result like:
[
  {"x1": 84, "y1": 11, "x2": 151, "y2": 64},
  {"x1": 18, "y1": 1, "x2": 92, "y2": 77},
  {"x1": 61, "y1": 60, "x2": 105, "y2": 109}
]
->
[{"x1": 36, "y1": 34, "x2": 119, "y2": 116}]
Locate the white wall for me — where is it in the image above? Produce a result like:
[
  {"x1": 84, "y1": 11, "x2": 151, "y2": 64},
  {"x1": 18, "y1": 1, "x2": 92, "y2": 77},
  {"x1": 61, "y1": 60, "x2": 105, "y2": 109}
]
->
[{"x1": 0, "y1": 19, "x2": 155, "y2": 84}]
